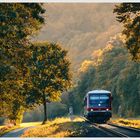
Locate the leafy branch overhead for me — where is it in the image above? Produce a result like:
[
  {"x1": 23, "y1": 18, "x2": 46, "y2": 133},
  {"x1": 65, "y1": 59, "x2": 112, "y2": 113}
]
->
[
  {"x1": 114, "y1": 3, "x2": 140, "y2": 61},
  {"x1": 0, "y1": 3, "x2": 45, "y2": 125}
]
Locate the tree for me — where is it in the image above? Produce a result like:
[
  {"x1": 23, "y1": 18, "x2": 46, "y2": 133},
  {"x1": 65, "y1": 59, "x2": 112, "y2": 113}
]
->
[
  {"x1": 116, "y1": 63, "x2": 140, "y2": 117},
  {"x1": 0, "y1": 3, "x2": 45, "y2": 125},
  {"x1": 0, "y1": 3, "x2": 45, "y2": 47},
  {"x1": 114, "y1": 3, "x2": 140, "y2": 61},
  {"x1": 29, "y1": 42, "x2": 72, "y2": 124}
]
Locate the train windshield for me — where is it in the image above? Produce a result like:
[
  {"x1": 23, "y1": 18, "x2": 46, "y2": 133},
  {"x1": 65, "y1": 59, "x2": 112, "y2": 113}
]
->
[{"x1": 89, "y1": 94, "x2": 110, "y2": 108}]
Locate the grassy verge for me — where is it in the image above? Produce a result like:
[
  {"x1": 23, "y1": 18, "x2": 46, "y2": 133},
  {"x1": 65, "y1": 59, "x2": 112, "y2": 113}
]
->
[
  {"x1": 0, "y1": 122, "x2": 41, "y2": 137},
  {"x1": 21, "y1": 117, "x2": 94, "y2": 137},
  {"x1": 110, "y1": 118, "x2": 140, "y2": 129}
]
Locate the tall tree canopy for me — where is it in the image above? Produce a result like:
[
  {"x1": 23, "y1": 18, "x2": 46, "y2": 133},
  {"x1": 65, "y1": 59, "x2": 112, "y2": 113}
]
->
[
  {"x1": 0, "y1": 3, "x2": 45, "y2": 125},
  {"x1": 0, "y1": 3, "x2": 45, "y2": 46},
  {"x1": 114, "y1": 3, "x2": 140, "y2": 61}
]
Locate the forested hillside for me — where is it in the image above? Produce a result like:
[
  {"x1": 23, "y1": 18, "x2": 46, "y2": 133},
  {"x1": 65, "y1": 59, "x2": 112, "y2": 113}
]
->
[
  {"x1": 35, "y1": 4, "x2": 121, "y2": 74},
  {"x1": 69, "y1": 34, "x2": 140, "y2": 117}
]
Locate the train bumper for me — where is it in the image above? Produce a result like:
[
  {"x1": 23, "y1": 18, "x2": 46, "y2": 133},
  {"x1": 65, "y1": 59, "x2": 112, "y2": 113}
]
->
[{"x1": 87, "y1": 111, "x2": 112, "y2": 119}]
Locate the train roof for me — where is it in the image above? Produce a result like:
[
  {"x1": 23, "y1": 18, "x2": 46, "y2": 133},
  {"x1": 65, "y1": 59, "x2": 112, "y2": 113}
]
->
[
  {"x1": 87, "y1": 90, "x2": 111, "y2": 94},
  {"x1": 84, "y1": 90, "x2": 111, "y2": 99}
]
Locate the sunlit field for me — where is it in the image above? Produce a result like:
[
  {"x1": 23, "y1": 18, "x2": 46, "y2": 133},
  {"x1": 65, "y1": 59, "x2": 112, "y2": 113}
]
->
[{"x1": 111, "y1": 119, "x2": 140, "y2": 129}]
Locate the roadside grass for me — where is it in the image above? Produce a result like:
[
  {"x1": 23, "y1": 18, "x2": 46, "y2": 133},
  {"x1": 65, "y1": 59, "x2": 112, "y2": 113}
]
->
[
  {"x1": 110, "y1": 118, "x2": 140, "y2": 129},
  {"x1": 0, "y1": 122, "x2": 41, "y2": 137},
  {"x1": 21, "y1": 117, "x2": 94, "y2": 137},
  {"x1": 21, "y1": 122, "x2": 41, "y2": 127}
]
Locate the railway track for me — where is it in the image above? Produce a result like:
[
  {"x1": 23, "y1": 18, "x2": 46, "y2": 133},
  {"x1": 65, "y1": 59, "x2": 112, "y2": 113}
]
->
[
  {"x1": 82, "y1": 117, "x2": 140, "y2": 137},
  {"x1": 93, "y1": 123, "x2": 128, "y2": 137},
  {"x1": 108, "y1": 122, "x2": 140, "y2": 132},
  {"x1": 107, "y1": 122, "x2": 140, "y2": 137}
]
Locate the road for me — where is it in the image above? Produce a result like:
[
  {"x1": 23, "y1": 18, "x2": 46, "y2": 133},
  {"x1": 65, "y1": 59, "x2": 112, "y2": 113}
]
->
[
  {"x1": 1, "y1": 127, "x2": 31, "y2": 137},
  {"x1": 1, "y1": 122, "x2": 41, "y2": 137}
]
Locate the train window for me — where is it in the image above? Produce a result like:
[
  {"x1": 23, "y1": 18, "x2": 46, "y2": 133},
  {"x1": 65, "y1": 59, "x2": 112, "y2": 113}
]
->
[
  {"x1": 89, "y1": 94, "x2": 110, "y2": 107},
  {"x1": 100, "y1": 96, "x2": 109, "y2": 99},
  {"x1": 90, "y1": 96, "x2": 100, "y2": 100}
]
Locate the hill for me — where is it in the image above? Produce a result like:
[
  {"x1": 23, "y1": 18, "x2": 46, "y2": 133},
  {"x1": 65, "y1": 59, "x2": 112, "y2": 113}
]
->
[{"x1": 34, "y1": 4, "x2": 121, "y2": 75}]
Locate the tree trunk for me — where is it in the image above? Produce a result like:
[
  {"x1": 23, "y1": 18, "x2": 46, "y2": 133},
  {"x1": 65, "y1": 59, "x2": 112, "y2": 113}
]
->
[
  {"x1": 15, "y1": 108, "x2": 24, "y2": 126},
  {"x1": 42, "y1": 93, "x2": 47, "y2": 124},
  {"x1": 9, "y1": 105, "x2": 24, "y2": 126}
]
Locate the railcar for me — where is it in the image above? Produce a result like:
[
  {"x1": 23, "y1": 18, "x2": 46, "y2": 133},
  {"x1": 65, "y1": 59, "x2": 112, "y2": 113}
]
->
[{"x1": 83, "y1": 90, "x2": 113, "y2": 123}]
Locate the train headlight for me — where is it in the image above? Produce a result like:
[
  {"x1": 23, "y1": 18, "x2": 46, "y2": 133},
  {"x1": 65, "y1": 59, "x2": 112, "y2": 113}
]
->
[
  {"x1": 106, "y1": 109, "x2": 109, "y2": 111},
  {"x1": 91, "y1": 109, "x2": 93, "y2": 111}
]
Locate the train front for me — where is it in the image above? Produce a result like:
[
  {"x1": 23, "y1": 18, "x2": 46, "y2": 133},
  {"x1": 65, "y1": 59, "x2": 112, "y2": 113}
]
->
[{"x1": 86, "y1": 90, "x2": 112, "y2": 123}]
